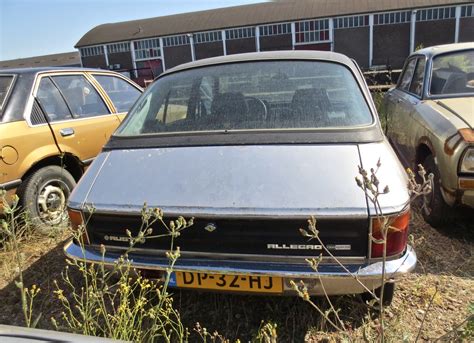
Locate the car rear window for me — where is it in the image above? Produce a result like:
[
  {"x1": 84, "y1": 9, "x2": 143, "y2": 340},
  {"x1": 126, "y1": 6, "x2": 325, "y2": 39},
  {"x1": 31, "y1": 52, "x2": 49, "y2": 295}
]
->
[
  {"x1": 117, "y1": 61, "x2": 373, "y2": 136},
  {"x1": 0, "y1": 75, "x2": 15, "y2": 113}
]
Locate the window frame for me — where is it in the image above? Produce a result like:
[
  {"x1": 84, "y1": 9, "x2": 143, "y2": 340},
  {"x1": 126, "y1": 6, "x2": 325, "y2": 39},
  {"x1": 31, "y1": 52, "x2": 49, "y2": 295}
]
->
[
  {"x1": 396, "y1": 56, "x2": 420, "y2": 97},
  {"x1": 116, "y1": 59, "x2": 377, "y2": 138},
  {"x1": 407, "y1": 57, "x2": 427, "y2": 99},
  {"x1": 27, "y1": 72, "x2": 116, "y2": 127},
  {"x1": 0, "y1": 74, "x2": 17, "y2": 116},
  {"x1": 426, "y1": 48, "x2": 474, "y2": 99},
  {"x1": 51, "y1": 74, "x2": 111, "y2": 119}
]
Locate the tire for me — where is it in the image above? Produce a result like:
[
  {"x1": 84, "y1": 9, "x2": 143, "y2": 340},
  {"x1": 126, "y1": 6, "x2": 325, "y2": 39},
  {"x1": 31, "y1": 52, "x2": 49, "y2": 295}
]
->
[
  {"x1": 420, "y1": 155, "x2": 451, "y2": 227},
  {"x1": 17, "y1": 165, "x2": 76, "y2": 234},
  {"x1": 362, "y1": 282, "x2": 395, "y2": 307}
]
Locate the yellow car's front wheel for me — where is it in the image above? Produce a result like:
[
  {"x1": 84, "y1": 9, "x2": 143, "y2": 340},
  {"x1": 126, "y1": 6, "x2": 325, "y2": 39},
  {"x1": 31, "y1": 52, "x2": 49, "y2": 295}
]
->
[{"x1": 18, "y1": 165, "x2": 76, "y2": 233}]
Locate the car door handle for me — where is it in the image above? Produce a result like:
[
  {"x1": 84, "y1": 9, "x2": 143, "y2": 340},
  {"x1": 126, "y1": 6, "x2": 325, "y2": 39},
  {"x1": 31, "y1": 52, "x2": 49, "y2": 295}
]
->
[{"x1": 60, "y1": 128, "x2": 75, "y2": 137}]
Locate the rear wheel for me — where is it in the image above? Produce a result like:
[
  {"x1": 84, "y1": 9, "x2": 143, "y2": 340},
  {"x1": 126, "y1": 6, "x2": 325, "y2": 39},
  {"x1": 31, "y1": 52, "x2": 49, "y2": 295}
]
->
[
  {"x1": 420, "y1": 155, "x2": 450, "y2": 227},
  {"x1": 18, "y1": 166, "x2": 76, "y2": 234},
  {"x1": 362, "y1": 282, "x2": 395, "y2": 307}
]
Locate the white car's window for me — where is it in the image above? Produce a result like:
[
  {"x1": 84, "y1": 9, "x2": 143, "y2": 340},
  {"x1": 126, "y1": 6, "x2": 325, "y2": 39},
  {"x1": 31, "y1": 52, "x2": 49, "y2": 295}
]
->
[
  {"x1": 94, "y1": 75, "x2": 141, "y2": 113},
  {"x1": 430, "y1": 49, "x2": 474, "y2": 95},
  {"x1": 117, "y1": 61, "x2": 373, "y2": 136},
  {"x1": 53, "y1": 75, "x2": 109, "y2": 118},
  {"x1": 398, "y1": 58, "x2": 417, "y2": 92},
  {"x1": 409, "y1": 58, "x2": 426, "y2": 97}
]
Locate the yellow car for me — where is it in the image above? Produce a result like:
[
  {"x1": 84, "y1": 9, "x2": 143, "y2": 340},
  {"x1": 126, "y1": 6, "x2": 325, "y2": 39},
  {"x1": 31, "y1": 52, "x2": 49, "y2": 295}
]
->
[{"x1": 0, "y1": 67, "x2": 142, "y2": 231}]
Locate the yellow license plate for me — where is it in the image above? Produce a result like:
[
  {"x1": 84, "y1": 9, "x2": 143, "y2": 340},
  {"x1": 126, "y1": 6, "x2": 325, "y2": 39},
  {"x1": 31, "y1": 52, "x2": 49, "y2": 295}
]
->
[{"x1": 175, "y1": 272, "x2": 283, "y2": 294}]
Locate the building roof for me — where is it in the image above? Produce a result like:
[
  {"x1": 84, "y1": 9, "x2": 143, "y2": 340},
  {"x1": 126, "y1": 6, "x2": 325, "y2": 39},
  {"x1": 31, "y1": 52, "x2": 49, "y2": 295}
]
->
[
  {"x1": 0, "y1": 51, "x2": 80, "y2": 69},
  {"x1": 76, "y1": 0, "x2": 471, "y2": 47}
]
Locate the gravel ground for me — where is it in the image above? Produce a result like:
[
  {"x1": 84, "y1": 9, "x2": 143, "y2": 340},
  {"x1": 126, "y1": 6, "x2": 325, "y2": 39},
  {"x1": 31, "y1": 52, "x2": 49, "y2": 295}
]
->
[{"x1": 0, "y1": 209, "x2": 472, "y2": 342}]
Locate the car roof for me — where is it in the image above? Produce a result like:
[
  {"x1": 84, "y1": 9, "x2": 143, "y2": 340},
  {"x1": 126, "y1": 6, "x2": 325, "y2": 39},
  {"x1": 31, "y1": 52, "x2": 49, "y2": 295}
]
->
[
  {"x1": 0, "y1": 66, "x2": 106, "y2": 75},
  {"x1": 413, "y1": 42, "x2": 474, "y2": 58},
  {"x1": 163, "y1": 50, "x2": 355, "y2": 75}
]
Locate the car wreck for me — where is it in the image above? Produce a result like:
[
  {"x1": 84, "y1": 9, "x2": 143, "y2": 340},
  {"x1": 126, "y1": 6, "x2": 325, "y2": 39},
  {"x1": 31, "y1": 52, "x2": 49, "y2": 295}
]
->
[{"x1": 65, "y1": 51, "x2": 416, "y2": 304}]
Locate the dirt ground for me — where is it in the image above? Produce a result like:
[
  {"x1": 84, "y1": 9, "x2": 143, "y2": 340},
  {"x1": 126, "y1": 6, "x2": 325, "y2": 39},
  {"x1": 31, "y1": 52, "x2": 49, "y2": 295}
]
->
[{"x1": 0, "y1": 209, "x2": 472, "y2": 342}]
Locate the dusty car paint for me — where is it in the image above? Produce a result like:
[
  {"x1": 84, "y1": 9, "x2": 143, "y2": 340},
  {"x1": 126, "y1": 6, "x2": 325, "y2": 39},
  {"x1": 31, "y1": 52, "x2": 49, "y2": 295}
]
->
[
  {"x1": 383, "y1": 43, "x2": 474, "y2": 210},
  {"x1": 0, "y1": 68, "x2": 142, "y2": 225},
  {"x1": 66, "y1": 51, "x2": 416, "y2": 297}
]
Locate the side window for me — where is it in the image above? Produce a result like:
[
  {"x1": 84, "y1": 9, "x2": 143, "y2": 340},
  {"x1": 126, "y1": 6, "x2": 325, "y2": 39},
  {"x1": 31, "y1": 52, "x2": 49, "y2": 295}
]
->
[
  {"x1": 157, "y1": 83, "x2": 192, "y2": 124},
  {"x1": 52, "y1": 75, "x2": 109, "y2": 118},
  {"x1": 398, "y1": 58, "x2": 417, "y2": 92},
  {"x1": 409, "y1": 58, "x2": 426, "y2": 97},
  {"x1": 36, "y1": 77, "x2": 72, "y2": 122},
  {"x1": 93, "y1": 75, "x2": 141, "y2": 113}
]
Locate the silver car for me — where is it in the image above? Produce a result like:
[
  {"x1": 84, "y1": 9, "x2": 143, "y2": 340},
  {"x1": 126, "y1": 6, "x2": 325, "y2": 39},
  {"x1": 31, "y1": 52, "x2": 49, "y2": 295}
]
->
[
  {"x1": 65, "y1": 51, "x2": 416, "y2": 304},
  {"x1": 383, "y1": 43, "x2": 474, "y2": 226}
]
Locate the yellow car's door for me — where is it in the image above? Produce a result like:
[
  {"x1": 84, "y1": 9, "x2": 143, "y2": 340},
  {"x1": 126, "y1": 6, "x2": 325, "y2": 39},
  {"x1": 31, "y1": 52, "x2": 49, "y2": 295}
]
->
[{"x1": 35, "y1": 73, "x2": 120, "y2": 163}]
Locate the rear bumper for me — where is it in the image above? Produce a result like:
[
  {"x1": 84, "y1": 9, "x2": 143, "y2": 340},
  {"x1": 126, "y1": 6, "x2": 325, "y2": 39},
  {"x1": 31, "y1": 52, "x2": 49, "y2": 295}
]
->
[{"x1": 64, "y1": 241, "x2": 417, "y2": 295}]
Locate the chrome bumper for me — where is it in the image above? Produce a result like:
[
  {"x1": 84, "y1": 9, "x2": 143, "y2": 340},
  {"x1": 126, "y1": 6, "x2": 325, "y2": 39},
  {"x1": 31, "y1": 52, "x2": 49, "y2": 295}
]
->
[{"x1": 64, "y1": 241, "x2": 417, "y2": 295}]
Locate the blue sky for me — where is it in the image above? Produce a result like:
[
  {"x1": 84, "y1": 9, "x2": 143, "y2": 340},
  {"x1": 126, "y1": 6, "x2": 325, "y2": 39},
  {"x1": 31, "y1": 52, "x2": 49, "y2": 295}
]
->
[{"x1": 0, "y1": 0, "x2": 267, "y2": 60}]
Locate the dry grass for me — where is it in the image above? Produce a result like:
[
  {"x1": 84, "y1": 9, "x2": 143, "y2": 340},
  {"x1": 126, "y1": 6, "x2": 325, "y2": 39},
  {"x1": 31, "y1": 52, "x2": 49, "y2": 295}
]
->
[{"x1": 0, "y1": 209, "x2": 472, "y2": 341}]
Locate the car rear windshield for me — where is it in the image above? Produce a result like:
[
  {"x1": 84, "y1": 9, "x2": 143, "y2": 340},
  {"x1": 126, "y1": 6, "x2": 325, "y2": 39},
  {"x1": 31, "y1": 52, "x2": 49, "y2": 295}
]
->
[
  {"x1": 116, "y1": 61, "x2": 373, "y2": 136},
  {"x1": 0, "y1": 75, "x2": 15, "y2": 113},
  {"x1": 430, "y1": 49, "x2": 474, "y2": 96}
]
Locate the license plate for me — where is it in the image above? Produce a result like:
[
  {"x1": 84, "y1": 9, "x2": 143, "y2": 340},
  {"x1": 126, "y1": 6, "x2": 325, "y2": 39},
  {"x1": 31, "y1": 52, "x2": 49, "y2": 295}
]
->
[{"x1": 175, "y1": 272, "x2": 283, "y2": 294}]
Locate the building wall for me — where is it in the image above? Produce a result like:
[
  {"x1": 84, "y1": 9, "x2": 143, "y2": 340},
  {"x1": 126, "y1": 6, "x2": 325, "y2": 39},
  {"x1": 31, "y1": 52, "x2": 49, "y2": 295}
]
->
[
  {"x1": 373, "y1": 23, "x2": 410, "y2": 68},
  {"x1": 108, "y1": 52, "x2": 133, "y2": 70},
  {"x1": 163, "y1": 45, "x2": 193, "y2": 69},
  {"x1": 294, "y1": 43, "x2": 331, "y2": 51},
  {"x1": 415, "y1": 19, "x2": 455, "y2": 49},
  {"x1": 459, "y1": 17, "x2": 474, "y2": 42},
  {"x1": 81, "y1": 55, "x2": 107, "y2": 69},
  {"x1": 226, "y1": 38, "x2": 256, "y2": 55},
  {"x1": 334, "y1": 26, "x2": 370, "y2": 68},
  {"x1": 194, "y1": 41, "x2": 224, "y2": 60},
  {"x1": 259, "y1": 34, "x2": 292, "y2": 51}
]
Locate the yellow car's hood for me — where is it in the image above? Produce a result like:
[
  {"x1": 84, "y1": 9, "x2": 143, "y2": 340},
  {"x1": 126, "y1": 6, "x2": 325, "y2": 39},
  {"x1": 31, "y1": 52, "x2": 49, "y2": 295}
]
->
[{"x1": 432, "y1": 97, "x2": 474, "y2": 128}]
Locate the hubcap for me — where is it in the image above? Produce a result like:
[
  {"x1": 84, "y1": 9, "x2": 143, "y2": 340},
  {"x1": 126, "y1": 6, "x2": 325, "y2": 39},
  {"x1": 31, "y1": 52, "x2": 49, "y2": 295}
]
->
[{"x1": 37, "y1": 182, "x2": 68, "y2": 225}]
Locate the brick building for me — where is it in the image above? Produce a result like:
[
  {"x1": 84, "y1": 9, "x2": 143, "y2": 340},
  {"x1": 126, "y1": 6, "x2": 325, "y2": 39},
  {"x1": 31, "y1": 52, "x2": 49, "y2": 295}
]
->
[{"x1": 75, "y1": 0, "x2": 474, "y2": 85}]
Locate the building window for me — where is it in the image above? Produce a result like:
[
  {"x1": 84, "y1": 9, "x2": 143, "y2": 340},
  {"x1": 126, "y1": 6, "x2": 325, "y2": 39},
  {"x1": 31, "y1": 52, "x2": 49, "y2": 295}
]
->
[
  {"x1": 163, "y1": 35, "x2": 190, "y2": 47},
  {"x1": 133, "y1": 38, "x2": 161, "y2": 61},
  {"x1": 295, "y1": 19, "x2": 329, "y2": 44},
  {"x1": 80, "y1": 46, "x2": 104, "y2": 57},
  {"x1": 374, "y1": 10, "x2": 411, "y2": 25},
  {"x1": 416, "y1": 7, "x2": 456, "y2": 21},
  {"x1": 106, "y1": 42, "x2": 130, "y2": 54},
  {"x1": 259, "y1": 23, "x2": 291, "y2": 36},
  {"x1": 461, "y1": 4, "x2": 473, "y2": 17},
  {"x1": 194, "y1": 31, "x2": 222, "y2": 44},
  {"x1": 334, "y1": 15, "x2": 369, "y2": 29},
  {"x1": 225, "y1": 27, "x2": 255, "y2": 40}
]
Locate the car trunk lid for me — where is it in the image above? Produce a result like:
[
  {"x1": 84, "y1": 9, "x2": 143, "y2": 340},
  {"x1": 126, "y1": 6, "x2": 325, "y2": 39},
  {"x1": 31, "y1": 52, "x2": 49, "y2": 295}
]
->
[{"x1": 80, "y1": 145, "x2": 370, "y2": 258}]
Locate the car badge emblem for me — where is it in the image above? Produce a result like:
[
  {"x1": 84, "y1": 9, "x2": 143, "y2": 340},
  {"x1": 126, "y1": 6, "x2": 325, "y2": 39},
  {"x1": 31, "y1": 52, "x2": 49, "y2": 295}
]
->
[{"x1": 204, "y1": 223, "x2": 217, "y2": 232}]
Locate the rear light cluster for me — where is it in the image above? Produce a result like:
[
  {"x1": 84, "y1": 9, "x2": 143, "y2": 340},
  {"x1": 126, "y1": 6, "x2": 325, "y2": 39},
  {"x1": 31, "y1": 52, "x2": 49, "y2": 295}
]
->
[
  {"x1": 370, "y1": 208, "x2": 410, "y2": 258},
  {"x1": 68, "y1": 208, "x2": 90, "y2": 244}
]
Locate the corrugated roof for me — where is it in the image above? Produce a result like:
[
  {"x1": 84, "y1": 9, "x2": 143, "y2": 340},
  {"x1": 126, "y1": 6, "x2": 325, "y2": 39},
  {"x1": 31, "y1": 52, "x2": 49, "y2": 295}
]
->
[
  {"x1": 0, "y1": 51, "x2": 81, "y2": 69},
  {"x1": 76, "y1": 0, "x2": 471, "y2": 47}
]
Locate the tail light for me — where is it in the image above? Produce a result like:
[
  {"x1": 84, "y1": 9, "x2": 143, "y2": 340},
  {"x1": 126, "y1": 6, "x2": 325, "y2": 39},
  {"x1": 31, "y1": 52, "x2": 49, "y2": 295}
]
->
[
  {"x1": 68, "y1": 208, "x2": 90, "y2": 244},
  {"x1": 370, "y1": 208, "x2": 410, "y2": 258}
]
